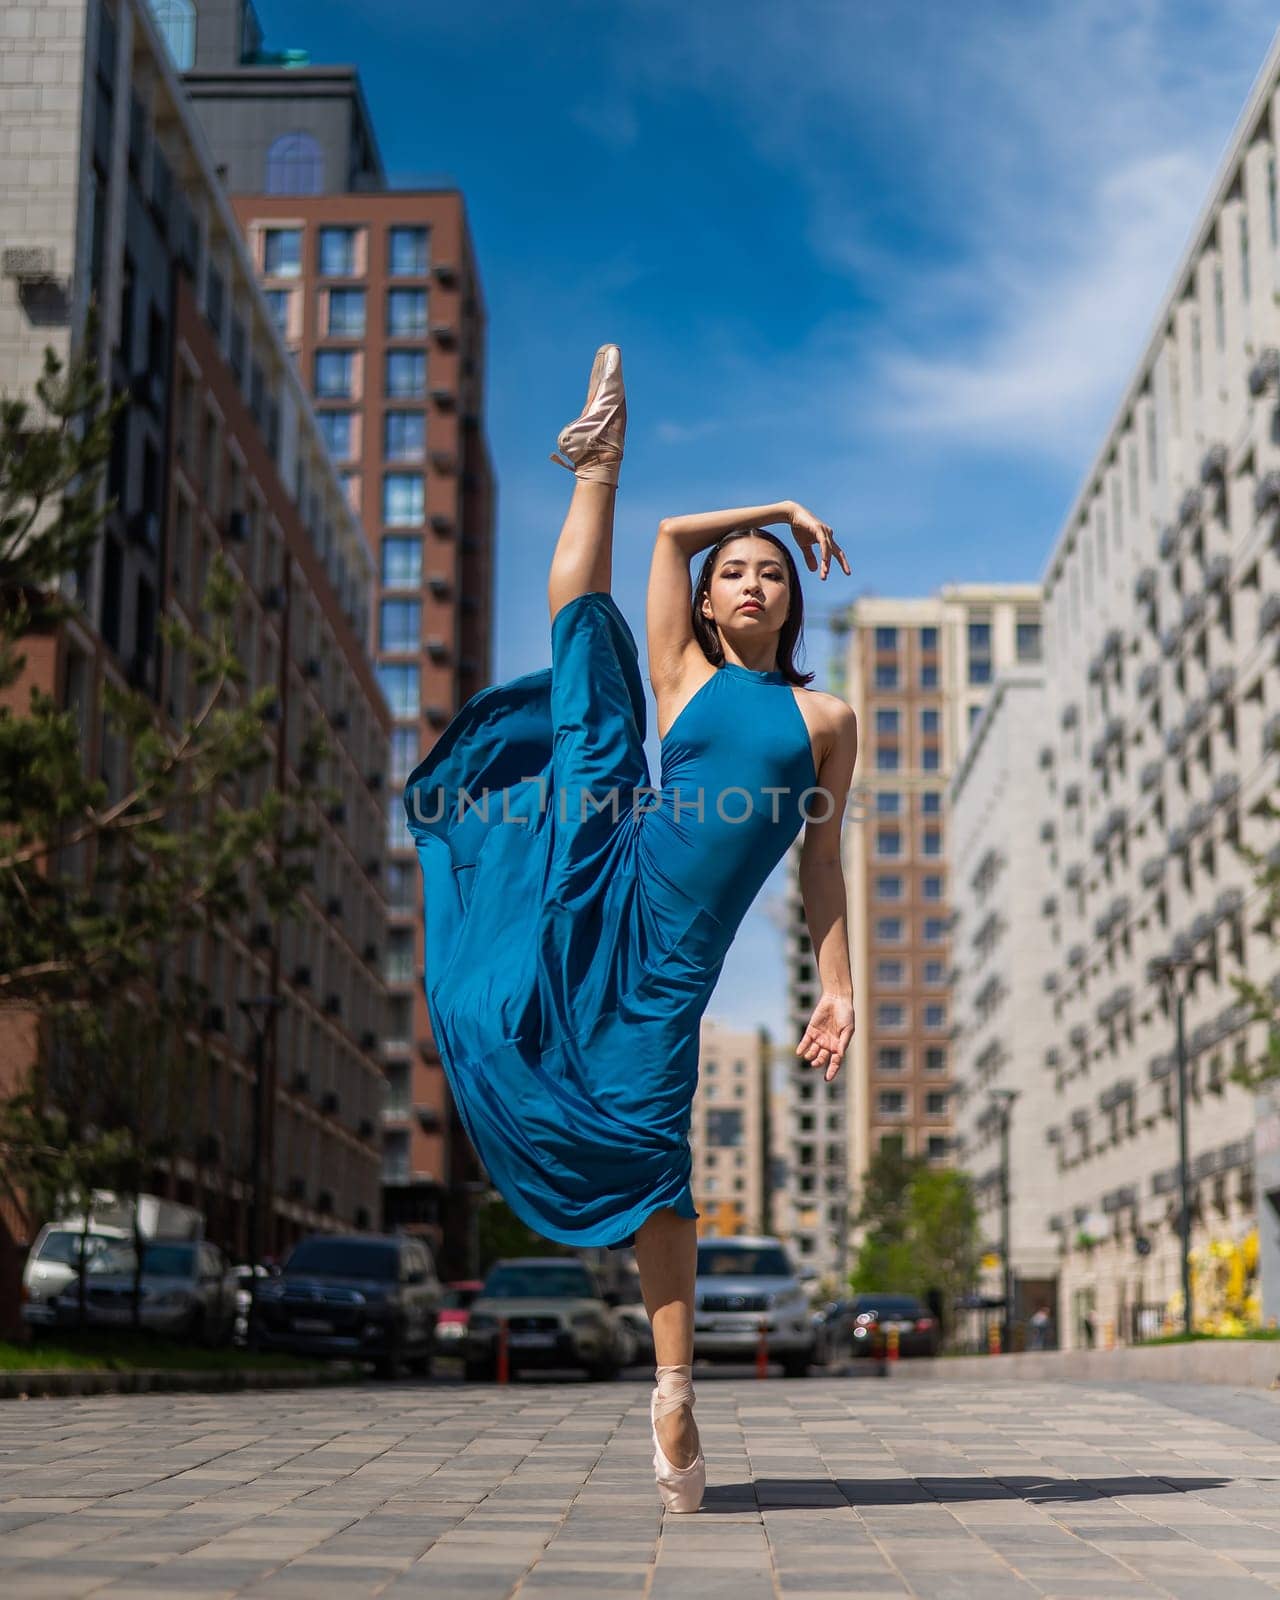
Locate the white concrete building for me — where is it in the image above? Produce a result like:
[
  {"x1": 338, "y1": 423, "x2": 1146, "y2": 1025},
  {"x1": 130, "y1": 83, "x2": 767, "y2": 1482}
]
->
[
  {"x1": 1033, "y1": 35, "x2": 1280, "y2": 1349},
  {"x1": 950, "y1": 671, "x2": 1060, "y2": 1331},
  {"x1": 692, "y1": 1019, "x2": 769, "y2": 1239}
]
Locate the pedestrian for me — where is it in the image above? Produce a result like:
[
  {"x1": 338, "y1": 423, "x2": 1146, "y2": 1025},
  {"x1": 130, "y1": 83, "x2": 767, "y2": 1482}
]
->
[
  {"x1": 1029, "y1": 1302, "x2": 1052, "y2": 1350},
  {"x1": 404, "y1": 345, "x2": 856, "y2": 1514}
]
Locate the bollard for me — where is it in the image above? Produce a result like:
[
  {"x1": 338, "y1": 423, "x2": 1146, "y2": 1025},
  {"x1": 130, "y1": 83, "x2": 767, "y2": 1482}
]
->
[
  {"x1": 988, "y1": 1321, "x2": 1001, "y2": 1356},
  {"x1": 886, "y1": 1324, "x2": 900, "y2": 1363},
  {"x1": 496, "y1": 1316, "x2": 510, "y2": 1385},
  {"x1": 755, "y1": 1316, "x2": 769, "y2": 1379},
  {"x1": 1103, "y1": 1318, "x2": 1115, "y2": 1352}
]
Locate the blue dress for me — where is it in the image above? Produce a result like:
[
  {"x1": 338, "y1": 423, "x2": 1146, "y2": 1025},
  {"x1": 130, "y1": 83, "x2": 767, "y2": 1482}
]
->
[{"x1": 404, "y1": 589, "x2": 817, "y2": 1248}]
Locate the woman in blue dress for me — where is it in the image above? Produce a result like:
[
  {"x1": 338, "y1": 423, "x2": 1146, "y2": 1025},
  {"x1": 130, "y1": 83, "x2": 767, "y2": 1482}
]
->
[{"x1": 405, "y1": 345, "x2": 857, "y2": 1511}]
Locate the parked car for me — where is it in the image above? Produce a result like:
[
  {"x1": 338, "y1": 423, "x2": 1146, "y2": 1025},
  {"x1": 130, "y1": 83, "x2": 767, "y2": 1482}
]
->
[
  {"x1": 812, "y1": 1298, "x2": 860, "y2": 1364},
  {"x1": 433, "y1": 1279, "x2": 484, "y2": 1356},
  {"x1": 22, "y1": 1192, "x2": 204, "y2": 1331},
  {"x1": 252, "y1": 1234, "x2": 439, "y2": 1378},
  {"x1": 692, "y1": 1236, "x2": 815, "y2": 1377},
  {"x1": 847, "y1": 1293, "x2": 940, "y2": 1358},
  {"x1": 53, "y1": 1239, "x2": 237, "y2": 1343},
  {"x1": 464, "y1": 1257, "x2": 622, "y2": 1381}
]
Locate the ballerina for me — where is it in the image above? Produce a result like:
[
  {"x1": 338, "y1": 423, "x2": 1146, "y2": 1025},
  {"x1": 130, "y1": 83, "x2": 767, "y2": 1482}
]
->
[{"x1": 405, "y1": 344, "x2": 857, "y2": 1512}]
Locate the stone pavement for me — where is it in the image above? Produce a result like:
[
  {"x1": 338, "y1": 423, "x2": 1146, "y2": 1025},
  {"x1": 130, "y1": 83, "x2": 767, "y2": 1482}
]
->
[{"x1": 4, "y1": 1370, "x2": 1280, "y2": 1598}]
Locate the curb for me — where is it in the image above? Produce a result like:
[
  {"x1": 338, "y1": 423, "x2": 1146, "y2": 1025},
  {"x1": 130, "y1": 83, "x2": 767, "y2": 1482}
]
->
[
  {"x1": 889, "y1": 1340, "x2": 1280, "y2": 1388},
  {"x1": 0, "y1": 1364, "x2": 365, "y2": 1399}
]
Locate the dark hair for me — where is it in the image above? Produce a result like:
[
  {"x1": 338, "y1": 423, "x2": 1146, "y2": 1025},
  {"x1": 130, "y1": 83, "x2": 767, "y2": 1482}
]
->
[{"x1": 690, "y1": 528, "x2": 815, "y2": 687}]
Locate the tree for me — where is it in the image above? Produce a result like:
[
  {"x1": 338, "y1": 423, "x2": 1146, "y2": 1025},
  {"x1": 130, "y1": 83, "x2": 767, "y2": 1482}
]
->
[
  {"x1": 0, "y1": 340, "x2": 332, "y2": 1320},
  {"x1": 849, "y1": 1147, "x2": 980, "y2": 1344}
]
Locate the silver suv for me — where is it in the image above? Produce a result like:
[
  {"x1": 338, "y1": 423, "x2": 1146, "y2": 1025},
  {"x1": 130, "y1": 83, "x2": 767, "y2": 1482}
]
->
[
  {"x1": 464, "y1": 1257, "x2": 622, "y2": 1381},
  {"x1": 692, "y1": 1236, "x2": 814, "y2": 1377}
]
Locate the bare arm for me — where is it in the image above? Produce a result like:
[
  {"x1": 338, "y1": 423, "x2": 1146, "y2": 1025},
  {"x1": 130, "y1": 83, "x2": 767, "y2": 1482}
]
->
[
  {"x1": 796, "y1": 704, "x2": 858, "y2": 1080},
  {"x1": 657, "y1": 501, "x2": 797, "y2": 560}
]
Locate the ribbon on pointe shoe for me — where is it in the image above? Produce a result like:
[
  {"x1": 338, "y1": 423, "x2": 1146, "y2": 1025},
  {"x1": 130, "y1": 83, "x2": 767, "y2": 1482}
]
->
[{"x1": 652, "y1": 1362, "x2": 696, "y2": 1422}]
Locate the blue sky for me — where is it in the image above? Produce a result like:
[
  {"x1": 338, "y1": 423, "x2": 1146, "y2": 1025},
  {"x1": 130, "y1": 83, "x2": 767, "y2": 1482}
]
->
[{"x1": 257, "y1": 0, "x2": 1277, "y2": 1045}]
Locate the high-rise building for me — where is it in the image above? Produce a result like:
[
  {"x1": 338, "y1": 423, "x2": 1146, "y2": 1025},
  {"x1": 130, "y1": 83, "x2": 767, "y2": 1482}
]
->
[
  {"x1": 176, "y1": 0, "x2": 497, "y2": 1272},
  {"x1": 781, "y1": 586, "x2": 1042, "y2": 1280},
  {"x1": 691, "y1": 1020, "x2": 769, "y2": 1237},
  {"x1": 1024, "y1": 34, "x2": 1280, "y2": 1350},
  {"x1": 949, "y1": 672, "x2": 1060, "y2": 1335},
  {"x1": 0, "y1": 0, "x2": 390, "y2": 1323}
]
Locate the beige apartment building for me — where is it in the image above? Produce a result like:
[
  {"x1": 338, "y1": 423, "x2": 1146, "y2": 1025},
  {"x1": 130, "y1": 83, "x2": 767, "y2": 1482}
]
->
[
  {"x1": 1029, "y1": 35, "x2": 1280, "y2": 1349},
  {"x1": 691, "y1": 1020, "x2": 769, "y2": 1238},
  {"x1": 782, "y1": 586, "x2": 1042, "y2": 1280}
]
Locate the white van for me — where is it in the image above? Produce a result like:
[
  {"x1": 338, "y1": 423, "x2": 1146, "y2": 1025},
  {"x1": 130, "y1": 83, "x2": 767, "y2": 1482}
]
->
[{"x1": 21, "y1": 1191, "x2": 203, "y2": 1329}]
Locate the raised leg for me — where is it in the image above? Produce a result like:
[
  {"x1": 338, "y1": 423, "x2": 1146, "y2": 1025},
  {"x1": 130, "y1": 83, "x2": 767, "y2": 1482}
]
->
[
  {"x1": 548, "y1": 479, "x2": 617, "y2": 628},
  {"x1": 634, "y1": 1207, "x2": 700, "y2": 1468}
]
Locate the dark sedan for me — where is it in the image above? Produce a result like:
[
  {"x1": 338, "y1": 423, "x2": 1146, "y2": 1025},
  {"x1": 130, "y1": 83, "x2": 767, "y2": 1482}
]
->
[
  {"x1": 252, "y1": 1234, "x2": 439, "y2": 1378},
  {"x1": 847, "y1": 1293, "x2": 940, "y2": 1358}
]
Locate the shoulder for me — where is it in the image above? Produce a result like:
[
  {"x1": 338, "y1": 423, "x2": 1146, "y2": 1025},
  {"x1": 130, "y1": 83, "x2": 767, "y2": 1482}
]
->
[{"x1": 797, "y1": 689, "x2": 856, "y2": 770}]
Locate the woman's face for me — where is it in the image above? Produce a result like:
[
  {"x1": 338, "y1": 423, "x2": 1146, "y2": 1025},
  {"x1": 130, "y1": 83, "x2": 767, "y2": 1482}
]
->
[{"x1": 702, "y1": 536, "x2": 791, "y2": 644}]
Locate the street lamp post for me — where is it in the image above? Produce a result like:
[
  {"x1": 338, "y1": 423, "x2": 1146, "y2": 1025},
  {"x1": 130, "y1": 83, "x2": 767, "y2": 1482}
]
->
[
  {"x1": 239, "y1": 994, "x2": 283, "y2": 1342},
  {"x1": 989, "y1": 1089, "x2": 1019, "y2": 1351}
]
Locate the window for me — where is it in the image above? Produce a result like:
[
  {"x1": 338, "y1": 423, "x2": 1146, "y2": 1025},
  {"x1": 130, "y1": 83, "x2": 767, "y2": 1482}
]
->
[
  {"x1": 152, "y1": 0, "x2": 195, "y2": 69},
  {"x1": 876, "y1": 826, "x2": 903, "y2": 859},
  {"x1": 875, "y1": 747, "x2": 900, "y2": 772},
  {"x1": 316, "y1": 411, "x2": 353, "y2": 459},
  {"x1": 924, "y1": 1046, "x2": 947, "y2": 1073},
  {"x1": 923, "y1": 960, "x2": 945, "y2": 986},
  {"x1": 327, "y1": 288, "x2": 366, "y2": 336},
  {"x1": 925, "y1": 1091, "x2": 947, "y2": 1117},
  {"x1": 318, "y1": 226, "x2": 359, "y2": 277},
  {"x1": 920, "y1": 708, "x2": 939, "y2": 735},
  {"x1": 384, "y1": 412, "x2": 426, "y2": 461},
  {"x1": 877, "y1": 1091, "x2": 906, "y2": 1117},
  {"x1": 919, "y1": 626, "x2": 938, "y2": 652},
  {"x1": 1241, "y1": 211, "x2": 1251, "y2": 301},
  {"x1": 876, "y1": 1046, "x2": 905, "y2": 1073},
  {"x1": 379, "y1": 598, "x2": 421, "y2": 652},
  {"x1": 921, "y1": 875, "x2": 943, "y2": 901},
  {"x1": 876, "y1": 1003, "x2": 906, "y2": 1030},
  {"x1": 876, "y1": 960, "x2": 905, "y2": 986},
  {"x1": 383, "y1": 473, "x2": 424, "y2": 526},
  {"x1": 388, "y1": 288, "x2": 428, "y2": 337},
  {"x1": 924, "y1": 1003, "x2": 946, "y2": 1030},
  {"x1": 922, "y1": 917, "x2": 947, "y2": 943},
  {"x1": 926, "y1": 1135, "x2": 949, "y2": 1159},
  {"x1": 1016, "y1": 620, "x2": 1042, "y2": 662},
  {"x1": 968, "y1": 621, "x2": 991, "y2": 651},
  {"x1": 879, "y1": 1133, "x2": 905, "y2": 1156},
  {"x1": 875, "y1": 708, "x2": 900, "y2": 735},
  {"x1": 874, "y1": 663, "x2": 899, "y2": 690},
  {"x1": 920, "y1": 663, "x2": 939, "y2": 689},
  {"x1": 920, "y1": 791, "x2": 941, "y2": 815},
  {"x1": 387, "y1": 794, "x2": 412, "y2": 851},
  {"x1": 263, "y1": 228, "x2": 302, "y2": 278},
  {"x1": 390, "y1": 726, "x2": 419, "y2": 783},
  {"x1": 875, "y1": 875, "x2": 903, "y2": 900},
  {"x1": 264, "y1": 288, "x2": 291, "y2": 334},
  {"x1": 386, "y1": 350, "x2": 427, "y2": 398},
  {"x1": 386, "y1": 860, "x2": 415, "y2": 913},
  {"x1": 968, "y1": 658, "x2": 992, "y2": 686},
  {"x1": 875, "y1": 917, "x2": 903, "y2": 942},
  {"x1": 874, "y1": 626, "x2": 898, "y2": 650},
  {"x1": 876, "y1": 792, "x2": 901, "y2": 815},
  {"x1": 388, "y1": 226, "x2": 429, "y2": 275},
  {"x1": 376, "y1": 662, "x2": 419, "y2": 718},
  {"x1": 706, "y1": 1108, "x2": 743, "y2": 1148},
  {"x1": 381, "y1": 537, "x2": 422, "y2": 587},
  {"x1": 266, "y1": 131, "x2": 323, "y2": 196},
  {"x1": 922, "y1": 827, "x2": 942, "y2": 857},
  {"x1": 314, "y1": 350, "x2": 353, "y2": 399},
  {"x1": 922, "y1": 747, "x2": 940, "y2": 772}
]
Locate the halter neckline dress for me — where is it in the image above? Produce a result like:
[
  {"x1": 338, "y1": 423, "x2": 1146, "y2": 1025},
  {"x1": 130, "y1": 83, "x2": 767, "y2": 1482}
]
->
[{"x1": 404, "y1": 589, "x2": 818, "y2": 1248}]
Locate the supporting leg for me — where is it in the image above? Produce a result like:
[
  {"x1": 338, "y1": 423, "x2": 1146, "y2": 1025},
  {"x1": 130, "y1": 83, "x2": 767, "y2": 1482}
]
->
[
  {"x1": 635, "y1": 1207, "x2": 700, "y2": 1468},
  {"x1": 548, "y1": 479, "x2": 617, "y2": 628}
]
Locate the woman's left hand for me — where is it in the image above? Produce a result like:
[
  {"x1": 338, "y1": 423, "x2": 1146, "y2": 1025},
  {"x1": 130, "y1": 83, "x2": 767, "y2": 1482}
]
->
[
  {"x1": 787, "y1": 503, "x2": 850, "y2": 581},
  {"x1": 796, "y1": 992, "x2": 855, "y2": 1082}
]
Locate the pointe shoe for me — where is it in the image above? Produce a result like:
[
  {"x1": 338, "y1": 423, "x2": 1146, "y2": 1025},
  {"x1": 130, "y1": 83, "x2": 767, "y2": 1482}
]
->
[
  {"x1": 550, "y1": 343, "x2": 626, "y2": 486},
  {"x1": 650, "y1": 1362, "x2": 705, "y2": 1513}
]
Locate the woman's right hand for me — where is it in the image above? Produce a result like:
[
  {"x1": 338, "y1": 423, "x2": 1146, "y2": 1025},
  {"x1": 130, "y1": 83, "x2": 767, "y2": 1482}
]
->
[{"x1": 787, "y1": 502, "x2": 850, "y2": 580}]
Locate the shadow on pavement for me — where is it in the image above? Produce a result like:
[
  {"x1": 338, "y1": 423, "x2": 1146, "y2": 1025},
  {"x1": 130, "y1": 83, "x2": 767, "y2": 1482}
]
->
[{"x1": 699, "y1": 1475, "x2": 1232, "y2": 1512}]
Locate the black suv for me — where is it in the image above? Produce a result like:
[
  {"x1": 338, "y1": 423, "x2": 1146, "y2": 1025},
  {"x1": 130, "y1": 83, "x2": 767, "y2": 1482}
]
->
[{"x1": 253, "y1": 1234, "x2": 440, "y2": 1378}]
